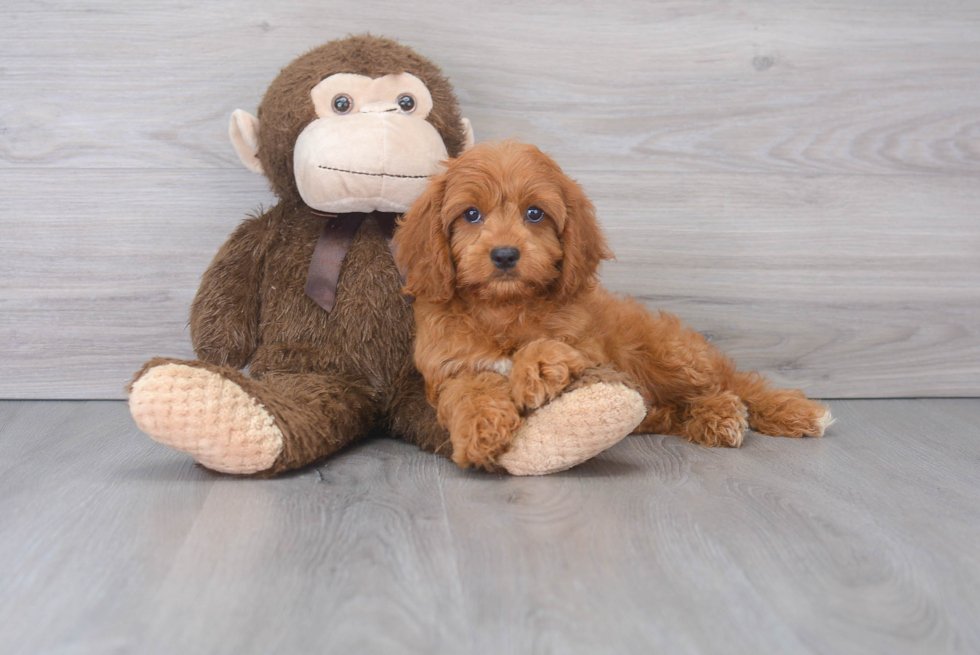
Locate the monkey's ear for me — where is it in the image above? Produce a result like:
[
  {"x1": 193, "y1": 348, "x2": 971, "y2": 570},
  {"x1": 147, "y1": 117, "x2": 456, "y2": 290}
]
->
[
  {"x1": 229, "y1": 109, "x2": 264, "y2": 174},
  {"x1": 460, "y1": 118, "x2": 475, "y2": 152}
]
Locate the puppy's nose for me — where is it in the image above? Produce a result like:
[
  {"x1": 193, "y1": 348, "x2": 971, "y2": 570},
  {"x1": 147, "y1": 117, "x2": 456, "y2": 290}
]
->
[{"x1": 490, "y1": 246, "x2": 521, "y2": 270}]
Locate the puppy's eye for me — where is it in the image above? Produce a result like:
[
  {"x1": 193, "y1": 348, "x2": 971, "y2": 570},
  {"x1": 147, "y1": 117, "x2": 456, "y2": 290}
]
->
[
  {"x1": 332, "y1": 94, "x2": 353, "y2": 114},
  {"x1": 463, "y1": 207, "x2": 482, "y2": 223},
  {"x1": 525, "y1": 206, "x2": 544, "y2": 223},
  {"x1": 397, "y1": 94, "x2": 416, "y2": 113}
]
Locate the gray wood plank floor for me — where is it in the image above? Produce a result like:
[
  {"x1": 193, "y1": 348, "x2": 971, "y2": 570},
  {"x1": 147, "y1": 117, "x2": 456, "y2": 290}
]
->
[{"x1": 1, "y1": 400, "x2": 978, "y2": 654}]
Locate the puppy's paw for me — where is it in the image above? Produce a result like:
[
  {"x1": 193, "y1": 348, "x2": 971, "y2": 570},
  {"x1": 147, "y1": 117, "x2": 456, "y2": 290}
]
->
[
  {"x1": 449, "y1": 400, "x2": 522, "y2": 469},
  {"x1": 749, "y1": 392, "x2": 834, "y2": 438},
  {"x1": 683, "y1": 391, "x2": 749, "y2": 448},
  {"x1": 509, "y1": 340, "x2": 588, "y2": 412},
  {"x1": 437, "y1": 373, "x2": 523, "y2": 470}
]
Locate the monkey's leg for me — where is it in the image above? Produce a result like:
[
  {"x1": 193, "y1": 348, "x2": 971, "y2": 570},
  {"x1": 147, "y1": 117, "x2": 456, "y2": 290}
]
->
[
  {"x1": 385, "y1": 364, "x2": 454, "y2": 460},
  {"x1": 387, "y1": 363, "x2": 645, "y2": 476},
  {"x1": 499, "y1": 365, "x2": 647, "y2": 476},
  {"x1": 128, "y1": 358, "x2": 377, "y2": 476}
]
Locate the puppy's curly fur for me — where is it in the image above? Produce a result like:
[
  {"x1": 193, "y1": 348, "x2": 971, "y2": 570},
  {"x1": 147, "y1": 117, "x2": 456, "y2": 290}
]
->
[{"x1": 394, "y1": 141, "x2": 833, "y2": 469}]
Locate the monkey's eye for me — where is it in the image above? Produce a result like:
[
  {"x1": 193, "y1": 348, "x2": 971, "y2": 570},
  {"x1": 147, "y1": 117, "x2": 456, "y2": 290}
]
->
[
  {"x1": 397, "y1": 94, "x2": 416, "y2": 113},
  {"x1": 525, "y1": 206, "x2": 544, "y2": 223},
  {"x1": 332, "y1": 94, "x2": 353, "y2": 114},
  {"x1": 463, "y1": 207, "x2": 482, "y2": 223}
]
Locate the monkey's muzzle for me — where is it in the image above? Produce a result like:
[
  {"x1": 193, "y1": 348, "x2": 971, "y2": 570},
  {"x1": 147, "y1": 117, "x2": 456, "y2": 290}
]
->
[{"x1": 294, "y1": 112, "x2": 448, "y2": 213}]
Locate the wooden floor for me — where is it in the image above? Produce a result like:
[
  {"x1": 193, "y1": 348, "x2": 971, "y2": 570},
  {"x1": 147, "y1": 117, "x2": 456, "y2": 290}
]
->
[{"x1": 1, "y1": 400, "x2": 977, "y2": 654}]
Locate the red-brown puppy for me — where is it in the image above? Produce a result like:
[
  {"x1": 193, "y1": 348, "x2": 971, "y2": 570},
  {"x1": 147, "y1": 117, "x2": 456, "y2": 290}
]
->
[{"x1": 394, "y1": 141, "x2": 832, "y2": 469}]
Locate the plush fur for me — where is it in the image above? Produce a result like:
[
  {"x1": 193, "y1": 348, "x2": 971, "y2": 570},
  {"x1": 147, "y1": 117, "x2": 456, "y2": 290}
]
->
[
  {"x1": 129, "y1": 37, "x2": 646, "y2": 477},
  {"x1": 128, "y1": 37, "x2": 467, "y2": 475},
  {"x1": 394, "y1": 141, "x2": 833, "y2": 467},
  {"x1": 257, "y1": 34, "x2": 468, "y2": 201},
  {"x1": 134, "y1": 209, "x2": 451, "y2": 475}
]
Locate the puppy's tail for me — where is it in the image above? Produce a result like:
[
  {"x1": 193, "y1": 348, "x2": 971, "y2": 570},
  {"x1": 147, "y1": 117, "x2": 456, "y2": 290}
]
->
[{"x1": 730, "y1": 371, "x2": 834, "y2": 438}]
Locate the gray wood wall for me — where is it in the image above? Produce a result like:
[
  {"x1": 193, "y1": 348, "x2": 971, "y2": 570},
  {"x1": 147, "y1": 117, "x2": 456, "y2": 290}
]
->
[{"x1": 2, "y1": 0, "x2": 978, "y2": 399}]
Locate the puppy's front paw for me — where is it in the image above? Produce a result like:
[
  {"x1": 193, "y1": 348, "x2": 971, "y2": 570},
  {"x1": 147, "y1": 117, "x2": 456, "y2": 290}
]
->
[
  {"x1": 437, "y1": 373, "x2": 523, "y2": 470},
  {"x1": 449, "y1": 400, "x2": 522, "y2": 469},
  {"x1": 510, "y1": 340, "x2": 588, "y2": 412}
]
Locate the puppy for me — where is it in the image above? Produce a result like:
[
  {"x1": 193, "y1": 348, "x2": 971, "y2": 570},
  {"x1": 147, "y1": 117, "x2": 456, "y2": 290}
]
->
[{"x1": 394, "y1": 141, "x2": 833, "y2": 469}]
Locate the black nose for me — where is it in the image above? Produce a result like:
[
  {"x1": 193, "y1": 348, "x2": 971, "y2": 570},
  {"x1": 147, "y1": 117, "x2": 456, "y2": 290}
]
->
[{"x1": 490, "y1": 246, "x2": 521, "y2": 270}]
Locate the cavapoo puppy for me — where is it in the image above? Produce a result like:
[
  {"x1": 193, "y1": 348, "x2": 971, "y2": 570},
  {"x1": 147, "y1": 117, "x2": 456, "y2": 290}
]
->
[{"x1": 394, "y1": 141, "x2": 833, "y2": 470}]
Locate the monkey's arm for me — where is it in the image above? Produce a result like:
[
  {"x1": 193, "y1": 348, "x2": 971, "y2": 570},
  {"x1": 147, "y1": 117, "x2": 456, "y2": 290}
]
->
[{"x1": 190, "y1": 216, "x2": 268, "y2": 368}]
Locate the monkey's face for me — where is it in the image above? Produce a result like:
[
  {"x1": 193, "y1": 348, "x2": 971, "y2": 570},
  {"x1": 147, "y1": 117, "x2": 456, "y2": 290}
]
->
[
  {"x1": 292, "y1": 73, "x2": 451, "y2": 214},
  {"x1": 230, "y1": 36, "x2": 473, "y2": 206}
]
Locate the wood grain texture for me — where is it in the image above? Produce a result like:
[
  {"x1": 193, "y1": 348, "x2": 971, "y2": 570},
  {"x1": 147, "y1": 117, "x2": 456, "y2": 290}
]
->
[
  {"x1": 3, "y1": 0, "x2": 979, "y2": 175},
  {"x1": 1, "y1": 0, "x2": 979, "y2": 398},
  {"x1": 2, "y1": 169, "x2": 976, "y2": 398},
  {"x1": 1, "y1": 399, "x2": 979, "y2": 654}
]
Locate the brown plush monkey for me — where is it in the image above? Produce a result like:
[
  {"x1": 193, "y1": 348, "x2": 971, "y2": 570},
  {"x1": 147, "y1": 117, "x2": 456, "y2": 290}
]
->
[{"x1": 128, "y1": 35, "x2": 646, "y2": 476}]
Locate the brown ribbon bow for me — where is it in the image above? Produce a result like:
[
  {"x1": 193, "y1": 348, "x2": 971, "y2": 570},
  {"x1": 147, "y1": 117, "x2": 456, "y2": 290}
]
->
[{"x1": 304, "y1": 212, "x2": 405, "y2": 313}]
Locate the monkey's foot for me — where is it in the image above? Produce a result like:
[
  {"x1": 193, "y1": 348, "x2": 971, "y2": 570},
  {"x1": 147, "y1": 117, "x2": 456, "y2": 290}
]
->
[
  {"x1": 499, "y1": 377, "x2": 646, "y2": 476},
  {"x1": 129, "y1": 363, "x2": 283, "y2": 474}
]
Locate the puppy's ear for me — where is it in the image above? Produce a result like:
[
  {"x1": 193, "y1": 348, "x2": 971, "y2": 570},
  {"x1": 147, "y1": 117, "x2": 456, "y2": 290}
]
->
[
  {"x1": 394, "y1": 174, "x2": 455, "y2": 303},
  {"x1": 555, "y1": 173, "x2": 613, "y2": 302}
]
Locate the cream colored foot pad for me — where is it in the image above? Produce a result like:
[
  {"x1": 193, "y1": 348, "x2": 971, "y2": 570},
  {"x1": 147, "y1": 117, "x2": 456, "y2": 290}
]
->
[
  {"x1": 500, "y1": 382, "x2": 646, "y2": 476},
  {"x1": 129, "y1": 364, "x2": 283, "y2": 474}
]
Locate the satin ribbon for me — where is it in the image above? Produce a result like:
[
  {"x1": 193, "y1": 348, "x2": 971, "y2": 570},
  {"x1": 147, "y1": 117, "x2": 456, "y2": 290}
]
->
[{"x1": 304, "y1": 212, "x2": 402, "y2": 312}]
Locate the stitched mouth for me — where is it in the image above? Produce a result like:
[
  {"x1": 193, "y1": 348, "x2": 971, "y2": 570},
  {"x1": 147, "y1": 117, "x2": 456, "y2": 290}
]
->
[{"x1": 318, "y1": 165, "x2": 429, "y2": 179}]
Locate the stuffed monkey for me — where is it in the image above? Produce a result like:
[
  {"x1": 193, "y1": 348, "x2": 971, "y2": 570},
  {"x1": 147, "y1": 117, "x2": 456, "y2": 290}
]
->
[{"x1": 128, "y1": 35, "x2": 646, "y2": 476}]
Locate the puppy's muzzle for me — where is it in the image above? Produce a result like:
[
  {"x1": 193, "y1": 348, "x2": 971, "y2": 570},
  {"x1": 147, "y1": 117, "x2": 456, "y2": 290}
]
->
[{"x1": 490, "y1": 246, "x2": 520, "y2": 270}]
